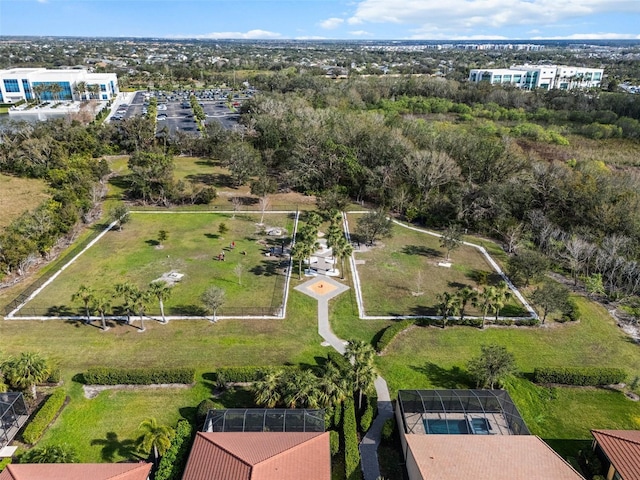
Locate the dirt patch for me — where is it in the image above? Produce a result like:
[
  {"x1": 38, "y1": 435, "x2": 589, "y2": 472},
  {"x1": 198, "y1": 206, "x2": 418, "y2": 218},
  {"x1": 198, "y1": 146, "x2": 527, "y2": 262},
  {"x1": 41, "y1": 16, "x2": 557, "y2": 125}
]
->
[
  {"x1": 308, "y1": 280, "x2": 338, "y2": 296},
  {"x1": 83, "y1": 383, "x2": 192, "y2": 399},
  {"x1": 152, "y1": 270, "x2": 184, "y2": 286}
]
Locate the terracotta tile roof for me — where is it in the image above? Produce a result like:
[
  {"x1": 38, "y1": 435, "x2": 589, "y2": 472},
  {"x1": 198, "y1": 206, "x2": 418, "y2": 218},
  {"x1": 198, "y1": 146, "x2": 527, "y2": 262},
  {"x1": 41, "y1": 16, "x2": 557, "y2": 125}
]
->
[
  {"x1": 182, "y1": 431, "x2": 330, "y2": 480},
  {"x1": 0, "y1": 462, "x2": 152, "y2": 480},
  {"x1": 404, "y1": 434, "x2": 584, "y2": 480},
  {"x1": 592, "y1": 429, "x2": 640, "y2": 480}
]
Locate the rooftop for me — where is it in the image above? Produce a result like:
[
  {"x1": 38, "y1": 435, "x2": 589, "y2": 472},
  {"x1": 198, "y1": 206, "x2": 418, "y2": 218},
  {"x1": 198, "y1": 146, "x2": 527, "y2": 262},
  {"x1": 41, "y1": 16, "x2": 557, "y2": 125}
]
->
[
  {"x1": 404, "y1": 435, "x2": 584, "y2": 480},
  {"x1": 182, "y1": 431, "x2": 330, "y2": 480},
  {"x1": 592, "y1": 429, "x2": 640, "y2": 480},
  {"x1": 0, "y1": 462, "x2": 152, "y2": 480}
]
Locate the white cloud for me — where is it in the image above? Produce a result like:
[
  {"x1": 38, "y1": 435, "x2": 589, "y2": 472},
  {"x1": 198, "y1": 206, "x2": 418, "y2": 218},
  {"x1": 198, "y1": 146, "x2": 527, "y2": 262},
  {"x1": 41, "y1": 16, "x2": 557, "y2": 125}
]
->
[
  {"x1": 295, "y1": 35, "x2": 329, "y2": 40},
  {"x1": 319, "y1": 17, "x2": 345, "y2": 29},
  {"x1": 188, "y1": 30, "x2": 282, "y2": 40},
  {"x1": 350, "y1": 30, "x2": 373, "y2": 36},
  {"x1": 347, "y1": 0, "x2": 640, "y2": 33}
]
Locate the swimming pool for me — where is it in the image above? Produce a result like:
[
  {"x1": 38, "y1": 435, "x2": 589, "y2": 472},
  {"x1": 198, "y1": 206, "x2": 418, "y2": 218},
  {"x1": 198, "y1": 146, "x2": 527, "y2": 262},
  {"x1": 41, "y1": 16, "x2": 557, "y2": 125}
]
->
[{"x1": 423, "y1": 419, "x2": 471, "y2": 434}]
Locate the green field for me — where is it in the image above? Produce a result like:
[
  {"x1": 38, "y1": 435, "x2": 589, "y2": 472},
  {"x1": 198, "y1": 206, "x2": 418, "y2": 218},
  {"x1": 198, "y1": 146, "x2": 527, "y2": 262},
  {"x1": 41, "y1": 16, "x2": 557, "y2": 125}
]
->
[
  {"x1": 21, "y1": 212, "x2": 294, "y2": 317},
  {"x1": 348, "y1": 215, "x2": 527, "y2": 317}
]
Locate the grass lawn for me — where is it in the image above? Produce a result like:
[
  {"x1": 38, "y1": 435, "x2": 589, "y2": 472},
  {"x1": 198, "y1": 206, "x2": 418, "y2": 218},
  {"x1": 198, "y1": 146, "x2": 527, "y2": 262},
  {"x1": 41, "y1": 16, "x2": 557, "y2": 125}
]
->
[
  {"x1": 22, "y1": 212, "x2": 294, "y2": 317},
  {"x1": 0, "y1": 173, "x2": 49, "y2": 230},
  {"x1": 347, "y1": 215, "x2": 527, "y2": 317}
]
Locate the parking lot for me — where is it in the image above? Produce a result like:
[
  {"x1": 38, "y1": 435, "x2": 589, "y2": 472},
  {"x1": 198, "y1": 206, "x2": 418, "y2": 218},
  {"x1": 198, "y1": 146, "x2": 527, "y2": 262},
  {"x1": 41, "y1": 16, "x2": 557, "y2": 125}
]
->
[{"x1": 110, "y1": 88, "x2": 249, "y2": 137}]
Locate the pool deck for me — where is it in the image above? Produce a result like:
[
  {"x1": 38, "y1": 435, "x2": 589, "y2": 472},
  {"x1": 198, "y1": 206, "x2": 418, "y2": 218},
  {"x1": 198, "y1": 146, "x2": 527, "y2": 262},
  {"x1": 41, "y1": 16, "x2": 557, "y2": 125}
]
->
[{"x1": 404, "y1": 411, "x2": 515, "y2": 435}]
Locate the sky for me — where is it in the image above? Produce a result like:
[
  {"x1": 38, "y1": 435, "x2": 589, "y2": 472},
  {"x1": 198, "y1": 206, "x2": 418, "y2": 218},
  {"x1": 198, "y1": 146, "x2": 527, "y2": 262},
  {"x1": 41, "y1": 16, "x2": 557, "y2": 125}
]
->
[{"x1": 1, "y1": 0, "x2": 640, "y2": 41}]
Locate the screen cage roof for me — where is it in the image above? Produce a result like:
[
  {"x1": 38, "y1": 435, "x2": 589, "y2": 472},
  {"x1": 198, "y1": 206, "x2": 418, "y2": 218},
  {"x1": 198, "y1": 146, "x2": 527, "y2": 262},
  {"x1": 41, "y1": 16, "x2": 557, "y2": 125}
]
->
[
  {"x1": 203, "y1": 409, "x2": 326, "y2": 433},
  {"x1": 397, "y1": 389, "x2": 530, "y2": 435}
]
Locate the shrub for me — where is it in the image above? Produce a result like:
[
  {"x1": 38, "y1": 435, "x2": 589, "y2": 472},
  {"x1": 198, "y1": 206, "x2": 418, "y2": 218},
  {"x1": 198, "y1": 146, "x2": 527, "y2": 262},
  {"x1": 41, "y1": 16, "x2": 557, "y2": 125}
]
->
[
  {"x1": 330, "y1": 430, "x2": 340, "y2": 456},
  {"x1": 381, "y1": 418, "x2": 395, "y2": 444},
  {"x1": 0, "y1": 458, "x2": 11, "y2": 471},
  {"x1": 376, "y1": 320, "x2": 414, "y2": 353},
  {"x1": 46, "y1": 368, "x2": 62, "y2": 384},
  {"x1": 533, "y1": 367, "x2": 627, "y2": 386},
  {"x1": 343, "y1": 398, "x2": 362, "y2": 480},
  {"x1": 196, "y1": 399, "x2": 223, "y2": 425},
  {"x1": 83, "y1": 367, "x2": 195, "y2": 385},
  {"x1": 22, "y1": 389, "x2": 66, "y2": 444},
  {"x1": 359, "y1": 395, "x2": 377, "y2": 433},
  {"x1": 155, "y1": 420, "x2": 194, "y2": 480}
]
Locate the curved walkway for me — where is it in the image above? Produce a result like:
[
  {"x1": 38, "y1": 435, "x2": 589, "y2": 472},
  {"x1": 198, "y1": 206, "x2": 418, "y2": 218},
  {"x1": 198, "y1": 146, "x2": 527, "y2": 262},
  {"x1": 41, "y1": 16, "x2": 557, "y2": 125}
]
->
[{"x1": 295, "y1": 276, "x2": 391, "y2": 480}]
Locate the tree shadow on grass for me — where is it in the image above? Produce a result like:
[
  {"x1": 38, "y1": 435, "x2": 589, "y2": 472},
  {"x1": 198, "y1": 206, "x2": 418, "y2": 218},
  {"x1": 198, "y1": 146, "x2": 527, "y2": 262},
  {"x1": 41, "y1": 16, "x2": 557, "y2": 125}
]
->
[
  {"x1": 91, "y1": 432, "x2": 140, "y2": 462},
  {"x1": 145, "y1": 239, "x2": 159, "y2": 247},
  {"x1": 409, "y1": 305, "x2": 437, "y2": 317},
  {"x1": 47, "y1": 304, "x2": 74, "y2": 316},
  {"x1": 169, "y1": 304, "x2": 207, "y2": 316},
  {"x1": 186, "y1": 173, "x2": 216, "y2": 186},
  {"x1": 402, "y1": 245, "x2": 440, "y2": 257},
  {"x1": 205, "y1": 233, "x2": 220, "y2": 239},
  {"x1": 249, "y1": 260, "x2": 280, "y2": 277},
  {"x1": 179, "y1": 406, "x2": 198, "y2": 423},
  {"x1": 411, "y1": 362, "x2": 472, "y2": 389}
]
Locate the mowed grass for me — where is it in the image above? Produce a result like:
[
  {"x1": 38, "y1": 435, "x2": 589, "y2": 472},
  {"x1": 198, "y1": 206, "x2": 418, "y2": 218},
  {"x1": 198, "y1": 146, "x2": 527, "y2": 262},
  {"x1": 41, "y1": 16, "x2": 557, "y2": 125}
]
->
[
  {"x1": 0, "y1": 173, "x2": 49, "y2": 229},
  {"x1": 24, "y1": 212, "x2": 294, "y2": 316},
  {"x1": 348, "y1": 215, "x2": 527, "y2": 316}
]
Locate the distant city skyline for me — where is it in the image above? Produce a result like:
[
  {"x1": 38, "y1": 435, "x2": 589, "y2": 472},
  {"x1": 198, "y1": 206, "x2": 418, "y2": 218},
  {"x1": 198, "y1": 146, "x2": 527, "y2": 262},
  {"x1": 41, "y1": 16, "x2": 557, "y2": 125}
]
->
[{"x1": 1, "y1": 0, "x2": 640, "y2": 41}]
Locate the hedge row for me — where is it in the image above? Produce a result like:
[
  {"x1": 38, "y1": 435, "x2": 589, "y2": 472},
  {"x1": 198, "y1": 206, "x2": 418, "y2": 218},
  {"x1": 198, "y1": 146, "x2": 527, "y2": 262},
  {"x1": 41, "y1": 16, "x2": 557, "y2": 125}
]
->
[
  {"x1": 376, "y1": 320, "x2": 414, "y2": 353},
  {"x1": 359, "y1": 395, "x2": 377, "y2": 433},
  {"x1": 155, "y1": 420, "x2": 194, "y2": 480},
  {"x1": 212, "y1": 365, "x2": 299, "y2": 383},
  {"x1": 343, "y1": 398, "x2": 362, "y2": 480},
  {"x1": 533, "y1": 367, "x2": 627, "y2": 386},
  {"x1": 23, "y1": 389, "x2": 66, "y2": 444},
  {"x1": 83, "y1": 367, "x2": 195, "y2": 385},
  {"x1": 329, "y1": 430, "x2": 340, "y2": 456},
  {"x1": 0, "y1": 458, "x2": 11, "y2": 472}
]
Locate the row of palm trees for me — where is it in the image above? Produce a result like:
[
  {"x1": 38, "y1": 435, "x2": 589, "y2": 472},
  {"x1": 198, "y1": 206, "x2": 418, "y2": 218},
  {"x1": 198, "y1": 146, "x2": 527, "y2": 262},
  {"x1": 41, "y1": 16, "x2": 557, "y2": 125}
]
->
[
  {"x1": 436, "y1": 282, "x2": 512, "y2": 329},
  {"x1": 252, "y1": 339, "x2": 377, "y2": 412},
  {"x1": 72, "y1": 281, "x2": 172, "y2": 332},
  {"x1": 291, "y1": 211, "x2": 353, "y2": 280},
  {"x1": 29, "y1": 81, "x2": 101, "y2": 103}
]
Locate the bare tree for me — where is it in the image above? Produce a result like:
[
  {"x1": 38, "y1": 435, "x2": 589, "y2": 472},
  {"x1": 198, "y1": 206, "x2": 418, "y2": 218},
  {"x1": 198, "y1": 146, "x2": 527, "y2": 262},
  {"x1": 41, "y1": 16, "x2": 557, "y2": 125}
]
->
[
  {"x1": 231, "y1": 196, "x2": 242, "y2": 219},
  {"x1": 234, "y1": 263, "x2": 245, "y2": 286}
]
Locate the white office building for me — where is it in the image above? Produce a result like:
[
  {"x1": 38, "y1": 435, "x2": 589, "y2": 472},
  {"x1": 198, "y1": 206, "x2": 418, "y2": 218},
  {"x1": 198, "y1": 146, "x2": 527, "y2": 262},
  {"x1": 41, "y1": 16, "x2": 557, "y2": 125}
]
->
[
  {"x1": 468, "y1": 65, "x2": 603, "y2": 90},
  {"x1": 0, "y1": 68, "x2": 119, "y2": 104}
]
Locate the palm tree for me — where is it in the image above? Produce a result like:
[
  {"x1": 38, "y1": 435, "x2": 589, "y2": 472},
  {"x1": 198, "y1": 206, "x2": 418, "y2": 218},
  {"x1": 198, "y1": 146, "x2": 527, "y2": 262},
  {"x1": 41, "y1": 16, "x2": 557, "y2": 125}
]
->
[
  {"x1": 92, "y1": 295, "x2": 112, "y2": 331},
  {"x1": 325, "y1": 220, "x2": 343, "y2": 265},
  {"x1": 283, "y1": 370, "x2": 320, "y2": 409},
  {"x1": 317, "y1": 361, "x2": 350, "y2": 409},
  {"x1": 88, "y1": 84, "x2": 100, "y2": 100},
  {"x1": 456, "y1": 286, "x2": 478, "y2": 322},
  {"x1": 32, "y1": 84, "x2": 46, "y2": 104},
  {"x1": 475, "y1": 286, "x2": 497, "y2": 329},
  {"x1": 344, "y1": 340, "x2": 377, "y2": 410},
  {"x1": 149, "y1": 281, "x2": 172, "y2": 324},
  {"x1": 72, "y1": 285, "x2": 95, "y2": 324},
  {"x1": 129, "y1": 287, "x2": 151, "y2": 332},
  {"x1": 137, "y1": 418, "x2": 174, "y2": 466},
  {"x1": 253, "y1": 370, "x2": 284, "y2": 408},
  {"x1": 201, "y1": 286, "x2": 225, "y2": 322},
  {"x1": 114, "y1": 282, "x2": 135, "y2": 324},
  {"x1": 436, "y1": 291, "x2": 461, "y2": 329},
  {"x1": 491, "y1": 281, "x2": 512, "y2": 321},
  {"x1": 74, "y1": 81, "x2": 87, "y2": 101},
  {"x1": 49, "y1": 83, "x2": 63, "y2": 101},
  {"x1": 333, "y1": 236, "x2": 353, "y2": 280},
  {"x1": 2, "y1": 352, "x2": 50, "y2": 398}
]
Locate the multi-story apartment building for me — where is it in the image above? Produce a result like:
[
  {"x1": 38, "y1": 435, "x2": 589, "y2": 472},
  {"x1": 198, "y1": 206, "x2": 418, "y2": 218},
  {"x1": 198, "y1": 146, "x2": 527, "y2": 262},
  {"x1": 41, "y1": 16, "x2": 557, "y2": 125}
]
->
[
  {"x1": 0, "y1": 68, "x2": 118, "y2": 103},
  {"x1": 468, "y1": 64, "x2": 603, "y2": 90}
]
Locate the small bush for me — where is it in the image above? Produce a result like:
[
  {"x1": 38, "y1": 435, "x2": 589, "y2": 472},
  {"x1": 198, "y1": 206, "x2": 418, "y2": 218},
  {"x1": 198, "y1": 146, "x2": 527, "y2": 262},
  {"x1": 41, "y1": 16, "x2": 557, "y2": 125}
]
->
[
  {"x1": 381, "y1": 418, "x2": 395, "y2": 444},
  {"x1": 196, "y1": 399, "x2": 223, "y2": 424},
  {"x1": 155, "y1": 420, "x2": 194, "y2": 480},
  {"x1": 330, "y1": 430, "x2": 340, "y2": 456},
  {"x1": 83, "y1": 367, "x2": 195, "y2": 385},
  {"x1": 327, "y1": 350, "x2": 350, "y2": 372},
  {"x1": 343, "y1": 398, "x2": 362, "y2": 480},
  {"x1": 376, "y1": 320, "x2": 414, "y2": 353},
  {"x1": 0, "y1": 458, "x2": 11, "y2": 471},
  {"x1": 533, "y1": 367, "x2": 627, "y2": 386},
  {"x1": 46, "y1": 368, "x2": 62, "y2": 384},
  {"x1": 22, "y1": 389, "x2": 66, "y2": 444}
]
